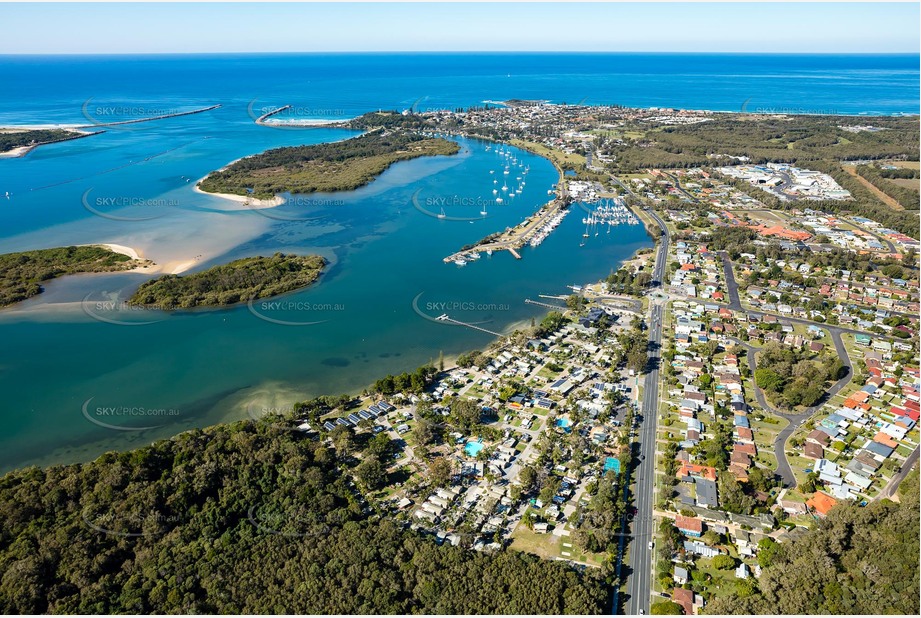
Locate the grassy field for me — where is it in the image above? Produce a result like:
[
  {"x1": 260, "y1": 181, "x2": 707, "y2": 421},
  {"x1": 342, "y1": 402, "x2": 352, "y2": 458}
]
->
[
  {"x1": 509, "y1": 520, "x2": 604, "y2": 566},
  {"x1": 889, "y1": 177, "x2": 920, "y2": 191},
  {"x1": 509, "y1": 138, "x2": 586, "y2": 174},
  {"x1": 842, "y1": 164, "x2": 904, "y2": 211},
  {"x1": 735, "y1": 209, "x2": 790, "y2": 226}
]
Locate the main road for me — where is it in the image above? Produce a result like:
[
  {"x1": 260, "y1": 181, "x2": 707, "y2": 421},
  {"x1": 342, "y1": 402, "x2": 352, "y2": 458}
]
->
[{"x1": 618, "y1": 205, "x2": 669, "y2": 615}]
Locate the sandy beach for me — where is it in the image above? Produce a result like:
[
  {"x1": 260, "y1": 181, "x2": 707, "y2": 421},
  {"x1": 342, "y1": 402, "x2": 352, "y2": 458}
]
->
[
  {"x1": 193, "y1": 156, "x2": 285, "y2": 208},
  {"x1": 82, "y1": 242, "x2": 199, "y2": 275},
  {"x1": 0, "y1": 126, "x2": 98, "y2": 158},
  {"x1": 0, "y1": 145, "x2": 34, "y2": 159},
  {"x1": 192, "y1": 180, "x2": 284, "y2": 208},
  {"x1": 260, "y1": 118, "x2": 353, "y2": 127},
  {"x1": 0, "y1": 124, "x2": 86, "y2": 132}
]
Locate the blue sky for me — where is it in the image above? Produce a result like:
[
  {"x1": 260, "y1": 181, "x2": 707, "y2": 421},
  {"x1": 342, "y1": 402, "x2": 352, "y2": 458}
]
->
[{"x1": 0, "y1": 2, "x2": 918, "y2": 54}]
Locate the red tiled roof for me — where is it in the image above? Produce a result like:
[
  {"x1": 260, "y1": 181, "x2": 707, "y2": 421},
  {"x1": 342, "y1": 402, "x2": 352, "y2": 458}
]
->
[
  {"x1": 673, "y1": 587, "x2": 694, "y2": 615},
  {"x1": 675, "y1": 515, "x2": 703, "y2": 534},
  {"x1": 807, "y1": 492, "x2": 838, "y2": 517}
]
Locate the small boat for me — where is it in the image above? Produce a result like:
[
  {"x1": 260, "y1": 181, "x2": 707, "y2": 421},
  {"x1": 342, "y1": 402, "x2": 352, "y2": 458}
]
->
[
  {"x1": 454, "y1": 259, "x2": 467, "y2": 266},
  {"x1": 486, "y1": 249, "x2": 493, "y2": 256},
  {"x1": 438, "y1": 208, "x2": 446, "y2": 219},
  {"x1": 496, "y1": 197, "x2": 504, "y2": 204}
]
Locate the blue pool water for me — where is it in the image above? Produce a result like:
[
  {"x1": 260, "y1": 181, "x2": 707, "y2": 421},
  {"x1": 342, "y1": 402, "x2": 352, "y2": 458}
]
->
[{"x1": 465, "y1": 439, "x2": 484, "y2": 457}]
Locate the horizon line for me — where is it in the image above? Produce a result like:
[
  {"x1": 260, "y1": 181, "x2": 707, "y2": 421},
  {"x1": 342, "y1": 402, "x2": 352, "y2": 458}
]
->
[{"x1": 2, "y1": 50, "x2": 919, "y2": 56}]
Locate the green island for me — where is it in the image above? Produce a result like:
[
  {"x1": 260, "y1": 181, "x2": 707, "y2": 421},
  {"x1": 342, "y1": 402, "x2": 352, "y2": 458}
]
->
[
  {"x1": 0, "y1": 246, "x2": 147, "y2": 308},
  {"x1": 0, "y1": 420, "x2": 608, "y2": 614},
  {"x1": 129, "y1": 253, "x2": 325, "y2": 309},
  {"x1": 197, "y1": 131, "x2": 459, "y2": 199},
  {"x1": 0, "y1": 128, "x2": 96, "y2": 155}
]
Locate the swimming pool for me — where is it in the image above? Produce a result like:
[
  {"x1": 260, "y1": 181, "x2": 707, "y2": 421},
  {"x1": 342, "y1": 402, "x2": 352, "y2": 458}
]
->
[
  {"x1": 604, "y1": 457, "x2": 620, "y2": 473},
  {"x1": 465, "y1": 439, "x2": 484, "y2": 457}
]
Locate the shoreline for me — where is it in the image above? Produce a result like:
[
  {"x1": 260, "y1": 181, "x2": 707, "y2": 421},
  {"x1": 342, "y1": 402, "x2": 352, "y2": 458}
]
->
[
  {"x1": 0, "y1": 130, "x2": 642, "y2": 472},
  {"x1": 81, "y1": 243, "x2": 199, "y2": 275},
  {"x1": 192, "y1": 179, "x2": 285, "y2": 208},
  {"x1": 193, "y1": 129, "x2": 451, "y2": 208},
  {"x1": 193, "y1": 153, "x2": 285, "y2": 207},
  {"x1": 0, "y1": 127, "x2": 102, "y2": 158}
]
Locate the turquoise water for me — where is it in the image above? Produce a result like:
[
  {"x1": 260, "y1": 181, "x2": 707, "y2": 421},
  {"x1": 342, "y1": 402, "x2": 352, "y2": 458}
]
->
[
  {"x1": 0, "y1": 131, "x2": 651, "y2": 472},
  {"x1": 465, "y1": 439, "x2": 484, "y2": 458},
  {"x1": 0, "y1": 53, "x2": 916, "y2": 472},
  {"x1": 556, "y1": 418, "x2": 571, "y2": 429},
  {"x1": 604, "y1": 457, "x2": 621, "y2": 473}
]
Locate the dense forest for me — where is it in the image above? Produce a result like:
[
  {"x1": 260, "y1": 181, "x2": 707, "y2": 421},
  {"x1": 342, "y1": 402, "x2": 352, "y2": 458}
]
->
[
  {"x1": 198, "y1": 132, "x2": 458, "y2": 199},
  {"x1": 129, "y1": 253, "x2": 326, "y2": 309},
  {"x1": 608, "y1": 115, "x2": 920, "y2": 237},
  {"x1": 0, "y1": 245, "x2": 144, "y2": 307},
  {"x1": 0, "y1": 128, "x2": 90, "y2": 154},
  {"x1": 0, "y1": 421, "x2": 608, "y2": 614},
  {"x1": 611, "y1": 115, "x2": 919, "y2": 173},
  {"x1": 705, "y1": 468, "x2": 920, "y2": 615},
  {"x1": 344, "y1": 111, "x2": 430, "y2": 130}
]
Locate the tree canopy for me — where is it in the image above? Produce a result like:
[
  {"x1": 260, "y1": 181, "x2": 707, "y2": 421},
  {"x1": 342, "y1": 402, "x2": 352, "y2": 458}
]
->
[
  {"x1": 0, "y1": 420, "x2": 608, "y2": 614},
  {"x1": 705, "y1": 468, "x2": 920, "y2": 615}
]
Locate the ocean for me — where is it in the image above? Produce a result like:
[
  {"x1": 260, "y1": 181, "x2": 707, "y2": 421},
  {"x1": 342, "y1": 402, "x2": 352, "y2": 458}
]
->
[{"x1": 0, "y1": 52, "x2": 917, "y2": 472}]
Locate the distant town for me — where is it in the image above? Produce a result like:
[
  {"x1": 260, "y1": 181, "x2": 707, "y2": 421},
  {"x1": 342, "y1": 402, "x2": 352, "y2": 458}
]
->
[{"x1": 284, "y1": 101, "x2": 919, "y2": 614}]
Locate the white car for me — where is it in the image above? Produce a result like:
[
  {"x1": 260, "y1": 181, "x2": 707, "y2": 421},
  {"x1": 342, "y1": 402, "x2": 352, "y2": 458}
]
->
[{"x1": 648, "y1": 541, "x2": 654, "y2": 549}]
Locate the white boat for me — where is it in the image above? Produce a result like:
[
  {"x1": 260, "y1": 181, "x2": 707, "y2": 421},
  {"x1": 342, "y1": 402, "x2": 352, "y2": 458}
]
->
[
  {"x1": 486, "y1": 249, "x2": 493, "y2": 256},
  {"x1": 454, "y1": 259, "x2": 467, "y2": 266},
  {"x1": 496, "y1": 197, "x2": 504, "y2": 204},
  {"x1": 438, "y1": 208, "x2": 446, "y2": 219},
  {"x1": 493, "y1": 188, "x2": 498, "y2": 194}
]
